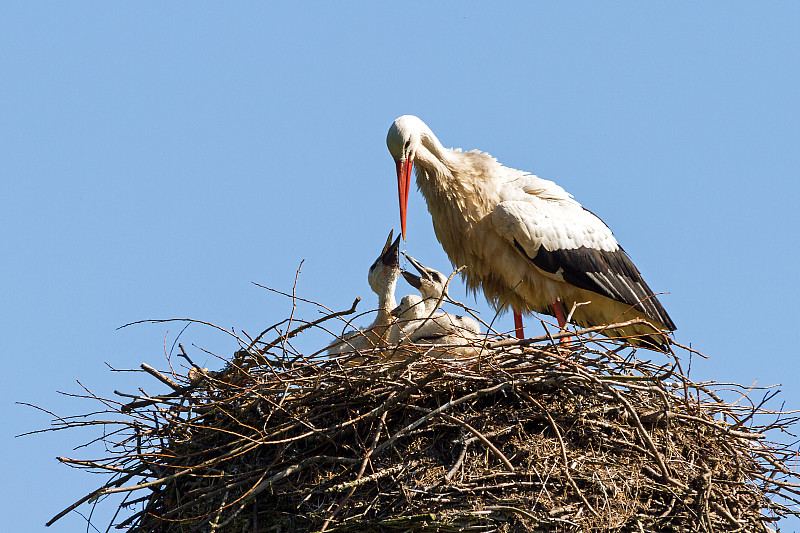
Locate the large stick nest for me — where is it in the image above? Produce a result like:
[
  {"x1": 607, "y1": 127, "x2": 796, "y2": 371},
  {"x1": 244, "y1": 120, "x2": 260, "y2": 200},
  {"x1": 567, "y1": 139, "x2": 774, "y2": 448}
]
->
[{"x1": 40, "y1": 298, "x2": 800, "y2": 532}]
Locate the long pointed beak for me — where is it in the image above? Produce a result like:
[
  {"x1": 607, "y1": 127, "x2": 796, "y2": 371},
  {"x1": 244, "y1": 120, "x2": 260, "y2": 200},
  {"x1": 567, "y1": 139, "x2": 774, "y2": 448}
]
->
[
  {"x1": 381, "y1": 235, "x2": 401, "y2": 267},
  {"x1": 404, "y1": 254, "x2": 428, "y2": 277},
  {"x1": 401, "y1": 270, "x2": 423, "y2": 290},
  {"x1": 396, "y1": 158, "x2": 413, "y2": 240},
  {"x1": 379, "y1": 229, "x2": 394, "y2": 256}
]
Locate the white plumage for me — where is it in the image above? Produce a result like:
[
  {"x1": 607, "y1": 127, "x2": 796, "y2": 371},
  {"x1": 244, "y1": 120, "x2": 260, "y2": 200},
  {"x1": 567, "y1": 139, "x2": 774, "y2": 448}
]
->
[
  {"x1": 393, "y1": 254, "x2": 481, "y2": 343},
  {"x1": 386, "y1": 115, "x2": 675, "y2": 348},
  {"x1": 390, "y1": 254, "x2": 482, "y2": 359}
]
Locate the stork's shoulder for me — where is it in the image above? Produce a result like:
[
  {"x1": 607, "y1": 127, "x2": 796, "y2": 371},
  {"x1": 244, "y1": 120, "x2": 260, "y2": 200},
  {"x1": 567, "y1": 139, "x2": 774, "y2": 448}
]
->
[
  {"x1": 489, "y1": 195, "x2": 618, "y2": 256},
  {"x1": 448, "y1": 149, "x2": 507, "y2": 176},
  {"x1": 499, "y1": 173, "x2": 576, "y2": 204}
]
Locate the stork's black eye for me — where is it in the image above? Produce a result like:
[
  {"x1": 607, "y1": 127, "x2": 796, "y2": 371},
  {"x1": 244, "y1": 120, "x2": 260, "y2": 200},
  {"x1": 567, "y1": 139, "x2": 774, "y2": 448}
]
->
[{"x1": 404, "y1": 140, "x2": 411, "y2": 149}]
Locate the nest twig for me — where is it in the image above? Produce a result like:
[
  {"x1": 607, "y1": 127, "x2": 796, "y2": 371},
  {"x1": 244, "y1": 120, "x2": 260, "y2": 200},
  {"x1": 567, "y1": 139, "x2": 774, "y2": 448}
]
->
[{"x1": 30, "y1": 296, "x2": 800, "y2": 532}]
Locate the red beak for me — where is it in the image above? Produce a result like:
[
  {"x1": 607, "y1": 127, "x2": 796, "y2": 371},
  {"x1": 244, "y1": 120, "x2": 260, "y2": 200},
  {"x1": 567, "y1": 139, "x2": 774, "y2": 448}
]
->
[{"x1": 396, "y1": 158, "x2": 413, "y2": 240}]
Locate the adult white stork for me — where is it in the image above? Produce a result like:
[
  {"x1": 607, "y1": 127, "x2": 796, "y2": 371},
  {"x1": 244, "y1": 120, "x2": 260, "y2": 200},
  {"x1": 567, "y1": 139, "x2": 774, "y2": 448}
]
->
[{"x1": 386, "y1": 115, "x2": 675, "y2": 349}]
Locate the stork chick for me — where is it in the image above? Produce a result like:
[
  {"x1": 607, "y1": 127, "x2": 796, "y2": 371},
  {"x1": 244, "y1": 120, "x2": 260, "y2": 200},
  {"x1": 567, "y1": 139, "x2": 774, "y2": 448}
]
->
[
  {"x1": 328, "y1": 231, "x2": 401, "y2": 355},
  {"x1": 392, "y1": 254, "x2": 482, "y2": 356}
]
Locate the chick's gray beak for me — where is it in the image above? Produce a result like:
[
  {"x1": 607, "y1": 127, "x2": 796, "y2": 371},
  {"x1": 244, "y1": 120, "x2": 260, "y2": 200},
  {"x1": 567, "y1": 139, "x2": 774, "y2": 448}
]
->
[
  {"x1": 401, "y1": 270, "x2": 423, "y2": 290},
  {"x1": 381, "y1": 235, "x2": 401, "y2": 267},
  {"x1": 403, "y1": 254, "x2": 430, "y2": 278}
]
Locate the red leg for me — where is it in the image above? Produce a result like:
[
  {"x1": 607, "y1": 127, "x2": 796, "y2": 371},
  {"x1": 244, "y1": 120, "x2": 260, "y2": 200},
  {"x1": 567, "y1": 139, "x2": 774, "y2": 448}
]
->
[
  {"x1": 553, "y1": 300, "x2": 572, "y2": 347},
  {"x1": 513, "y1": 311, "x2": 525, "y2": 339},
  {"x1": 553, "y1": 300, "x2": 567, "y2": 329}
]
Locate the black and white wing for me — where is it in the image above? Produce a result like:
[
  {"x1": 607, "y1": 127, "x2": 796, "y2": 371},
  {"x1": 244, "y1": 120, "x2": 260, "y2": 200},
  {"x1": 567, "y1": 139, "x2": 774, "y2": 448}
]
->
[{"x1": 490, "y1": 192, "x2": 675, "y2": 331}]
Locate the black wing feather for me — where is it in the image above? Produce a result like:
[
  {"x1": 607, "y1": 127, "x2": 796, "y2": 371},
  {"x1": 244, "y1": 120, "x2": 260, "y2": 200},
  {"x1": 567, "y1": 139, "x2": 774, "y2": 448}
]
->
[{"x1": 515, "y1": 240, "x2": 676, "y2": 331}]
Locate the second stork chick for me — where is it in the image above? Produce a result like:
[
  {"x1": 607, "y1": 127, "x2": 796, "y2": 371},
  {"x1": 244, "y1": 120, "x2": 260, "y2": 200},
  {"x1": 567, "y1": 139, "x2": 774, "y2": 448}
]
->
[{"x1": 393, "y1": 254, "x2": 481, "y2": 347}]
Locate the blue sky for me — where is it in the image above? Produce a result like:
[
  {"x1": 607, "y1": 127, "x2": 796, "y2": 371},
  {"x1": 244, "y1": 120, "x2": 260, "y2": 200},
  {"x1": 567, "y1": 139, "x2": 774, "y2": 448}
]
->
[{"x1": 2, "y1": 3, "x2": 799, "y2": 531}]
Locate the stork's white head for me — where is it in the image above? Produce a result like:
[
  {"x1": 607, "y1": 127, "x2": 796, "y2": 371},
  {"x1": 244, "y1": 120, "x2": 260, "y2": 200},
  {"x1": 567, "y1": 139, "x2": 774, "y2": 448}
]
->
[
  {"x1": 387, "y1": 115, "x2": 429, "y2": 240},
  {"x1": 386, "y1": 115, "x2": 426, "y2": 161}
]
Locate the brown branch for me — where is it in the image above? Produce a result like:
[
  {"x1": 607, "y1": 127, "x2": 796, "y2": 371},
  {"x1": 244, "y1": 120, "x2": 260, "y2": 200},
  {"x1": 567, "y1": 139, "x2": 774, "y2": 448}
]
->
[
  {"x1": 254, "y1": 297, "x2": 360, "y2": 353},
  {"x1": 320, "y1": 411, "x2": 388, "y2": 531},
  {"x1": 372, "y1": 382, "x2": 512, "y2": 456},
  {"x1": 527, "y1": 396, "x2": 599, "y2": 518},
  {"x1": 405, "y1": 406, "x2": 514, "y2": 472},
  {"x1": 488, "y1": 318, "x2": 665, "y2": 349},
  {"x1": 140, "y1": 363, "x2": 182, "y2": 392}
]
